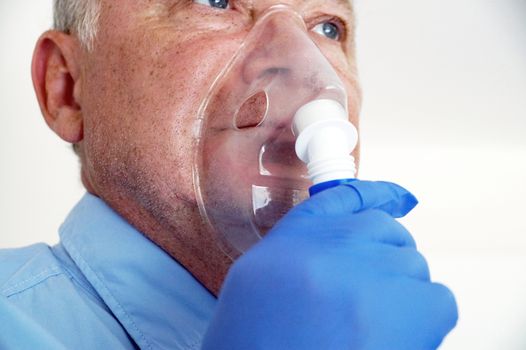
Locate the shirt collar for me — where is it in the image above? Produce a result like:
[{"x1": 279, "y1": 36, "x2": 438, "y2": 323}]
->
[{"x1": 59, "y1": 193, "x2": 216, "y2": 350}]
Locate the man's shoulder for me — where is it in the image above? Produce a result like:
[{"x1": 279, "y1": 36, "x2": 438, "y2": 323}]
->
[
  {"x1": 0, "y1": 242, "x2": 103, "y2": 301},
  {"x1": 0, "y1": 243, "x2": 65, "y2": 296},
  {"x1": 0, "y1": 243, "x2": 137, "y2": 349}
]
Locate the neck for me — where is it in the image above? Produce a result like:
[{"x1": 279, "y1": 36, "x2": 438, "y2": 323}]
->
[{"x1": 82, "y1": 187, "x2": 231, "y2": 296}]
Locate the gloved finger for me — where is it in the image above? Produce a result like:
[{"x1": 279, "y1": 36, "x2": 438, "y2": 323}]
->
[
  {"x1": 349, "y1": 181, "x2": 418, "y2": 218},
  {"x1": 348, "y1": 244, "x2": 430, "y2": 280},
  {"x1": 296, "y1": 180, "x2": 418, "y2": 218},
  {"x1": 366, "y1": 278, "x2": 459, "y2": 349},
  {"x1": 427, "y1": 282, "x2": 459, "y2": 339},
  {"x1": 344, "y1": 209, "x2": 417, "y2": 248},
  {"x1": 273, "y1": 207, "x2": 416, "y2": 248},
  {"x1": 275, "y1": 208, "x2": 417, "y2": 248},
  {"x1": 405, "y1": 281, "x2": 459, "y2": 349}
]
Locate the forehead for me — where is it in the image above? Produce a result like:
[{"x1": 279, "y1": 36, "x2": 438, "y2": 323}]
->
[
  {"x1": 104, "y1": 0, "x2": 354, "y2": 16},
  {"x1": 326, "y1": 0, "x2": 353, "y2": 11},
  {"x1": 95, "y1": 0, "x2": 356, "y2": 48}
]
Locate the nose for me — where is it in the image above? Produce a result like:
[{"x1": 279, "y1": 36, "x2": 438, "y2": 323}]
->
[{"x1": 241, "y1": 8, "x2": 309, "y2": 85}]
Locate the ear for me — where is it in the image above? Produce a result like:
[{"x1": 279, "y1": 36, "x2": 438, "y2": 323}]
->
[{"x1": 31, "y1": 30, "x2": 83, "y2": 143}]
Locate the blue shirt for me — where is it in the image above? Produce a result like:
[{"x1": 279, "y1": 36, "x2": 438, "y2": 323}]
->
[{"x1": 0, "y1": 193, "x2": 217, "y2": 349}]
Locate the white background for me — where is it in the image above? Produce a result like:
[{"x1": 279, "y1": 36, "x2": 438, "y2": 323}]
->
[{"x1": 1, "y1": 1, "x2": 525, "y2": 349}]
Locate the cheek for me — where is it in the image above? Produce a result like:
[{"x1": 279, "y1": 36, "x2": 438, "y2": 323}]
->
[{"x1": 81, "y1": 30, "x2": 246, "y2": 201}]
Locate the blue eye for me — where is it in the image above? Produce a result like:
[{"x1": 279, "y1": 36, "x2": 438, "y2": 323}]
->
[
  {"x1": 313, "y1": 22, "x2": 342, "y2": 41},
  {"x1": 195, "y1": 0, "x2": 230, "y2": 9}
]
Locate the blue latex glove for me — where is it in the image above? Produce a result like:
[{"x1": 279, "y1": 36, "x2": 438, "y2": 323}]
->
[{"x1": 202, "y1": 180, "x2": 458, "y2": 350}]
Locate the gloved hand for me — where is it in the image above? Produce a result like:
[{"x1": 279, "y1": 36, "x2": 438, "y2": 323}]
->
[{"x1": 202, "y1": 180, "x2": 458, "y2": 350}]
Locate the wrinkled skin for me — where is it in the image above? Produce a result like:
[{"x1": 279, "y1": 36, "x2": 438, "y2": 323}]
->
[{"x1": 32, "y1": 0, "x2": 361, "y2": 294}]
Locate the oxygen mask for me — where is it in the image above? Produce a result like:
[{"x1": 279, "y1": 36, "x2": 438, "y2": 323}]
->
[{"x1": 193, "y1": 5, "x2": 356, "y2": 258}]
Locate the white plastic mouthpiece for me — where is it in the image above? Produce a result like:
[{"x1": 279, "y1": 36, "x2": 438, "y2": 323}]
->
[{"x1": 293, "y1": 99, "x2": 358, "y2": 185}]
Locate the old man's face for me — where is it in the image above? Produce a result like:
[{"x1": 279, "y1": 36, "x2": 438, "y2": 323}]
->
[{"x1": 75, "y1": 0, "x2": 360, "y2": 285}]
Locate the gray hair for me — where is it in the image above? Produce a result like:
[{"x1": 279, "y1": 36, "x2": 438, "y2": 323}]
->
[{"x1": 53, "y1": 0, "x2": 101, "y2": 50}]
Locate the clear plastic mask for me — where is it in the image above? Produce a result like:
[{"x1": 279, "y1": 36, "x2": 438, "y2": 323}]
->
[{"x1": 193, "y1": 5, "x2": 350, "y2": 258}]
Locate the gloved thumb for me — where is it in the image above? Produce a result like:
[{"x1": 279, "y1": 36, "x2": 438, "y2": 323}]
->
[{"x1": 296, "y1": 180, "x2": 418, "y2": 218}]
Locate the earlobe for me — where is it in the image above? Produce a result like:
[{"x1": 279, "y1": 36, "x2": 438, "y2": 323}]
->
[{"x1": 31, "y1": 31, "x2": 84, "y2": 144}]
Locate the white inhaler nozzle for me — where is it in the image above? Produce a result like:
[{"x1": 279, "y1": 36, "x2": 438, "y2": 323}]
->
[{"x1": 293, "y1": 99, "x2": 358, "y2": 185}]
